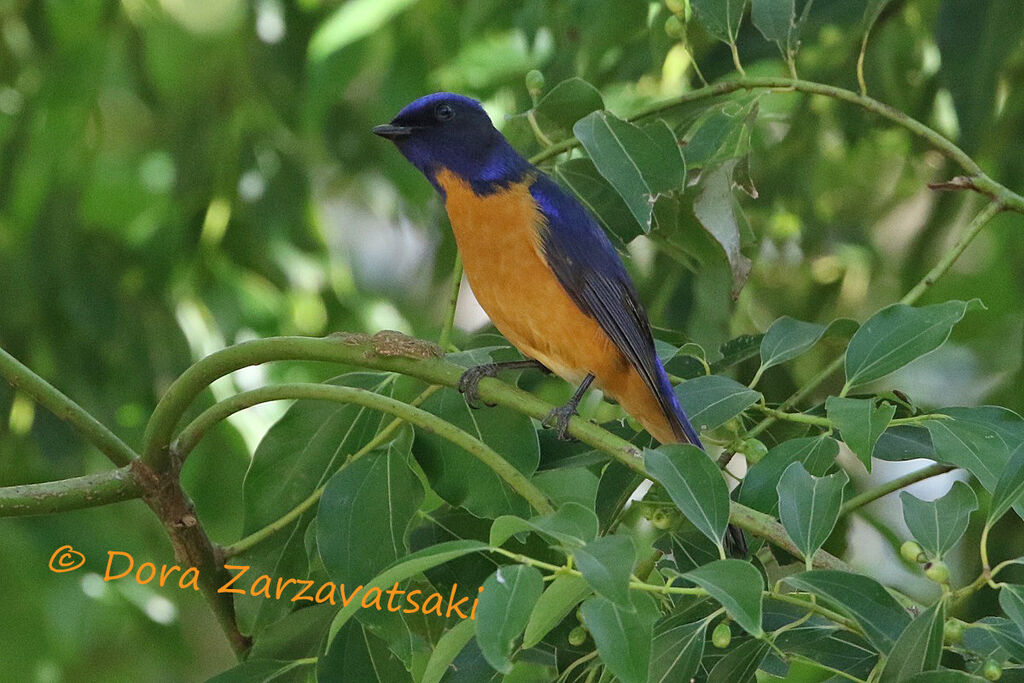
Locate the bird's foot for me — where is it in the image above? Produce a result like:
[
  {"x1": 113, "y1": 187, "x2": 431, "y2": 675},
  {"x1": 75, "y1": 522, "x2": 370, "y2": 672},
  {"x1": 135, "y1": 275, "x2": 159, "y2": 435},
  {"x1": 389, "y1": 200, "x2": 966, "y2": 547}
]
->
[
  {"x1": 542, "y1": 403, "x2": 578, "y2": 441},
  {"x1": 457, "y1": 364, "x2": 502, "y2": 409}
]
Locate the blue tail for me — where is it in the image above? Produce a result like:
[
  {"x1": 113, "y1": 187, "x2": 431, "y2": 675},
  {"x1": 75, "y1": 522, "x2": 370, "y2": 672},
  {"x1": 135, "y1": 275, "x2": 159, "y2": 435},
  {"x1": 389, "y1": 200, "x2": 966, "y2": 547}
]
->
[{"x1": 653, "y1": 358, "x2": 704, "y2": 448}]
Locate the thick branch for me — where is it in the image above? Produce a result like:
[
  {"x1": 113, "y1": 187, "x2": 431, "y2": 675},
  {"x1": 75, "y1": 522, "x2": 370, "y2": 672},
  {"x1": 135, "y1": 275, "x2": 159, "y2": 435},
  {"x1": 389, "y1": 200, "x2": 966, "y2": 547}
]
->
[
  {"x1": 0, "y1": 467, "x2": 142, "y2": 517},
  {"x1": 143, "y1": 331, "x2": 845, "y2": 570},
  {"x1": 0, "y1": 347, "x2": 139, "y2": 466}
]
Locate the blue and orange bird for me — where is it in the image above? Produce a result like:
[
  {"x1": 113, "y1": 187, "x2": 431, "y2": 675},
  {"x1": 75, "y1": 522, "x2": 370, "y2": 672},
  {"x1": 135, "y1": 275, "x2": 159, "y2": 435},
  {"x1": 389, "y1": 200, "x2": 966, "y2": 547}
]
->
[{"x1": 373, "y1": 93, "x2": 703, "y2": 448}]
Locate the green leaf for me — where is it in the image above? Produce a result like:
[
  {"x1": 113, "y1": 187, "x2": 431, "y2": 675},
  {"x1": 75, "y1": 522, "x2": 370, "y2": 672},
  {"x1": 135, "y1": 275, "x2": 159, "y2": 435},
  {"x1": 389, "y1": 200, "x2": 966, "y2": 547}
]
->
[
  {"x1": 411, "y1": 360, "x2": 540, "y2": 519},
  {"x1": 309, "y1": 0, "x2": 419, "y2": 62},
  {"x1": 905, "y1": 672, "x2": 987, "y2": 683},
  {"x1": 531, "y1": 77, "x2": 604, "y2": 142},
  {"x1": 490, "y1": 502, "x2": 599, "y2": 549},
  {"x1": 900, "y1": 480, "x2": 978, "y2": 558},
  {"x1": 684, "y1": 560, "x2": 764, "y2": 637},
  {"x1": 581, "y1": 593, "x2": 660, "y2": 683},
  {"x1": 475, "y1": 564, "x2": 544, "y2": 674},
  {"x1": 645, "y1": 444, "x2": 731, "y2": 547},
  {"x1": 989, "y1": 443, "x2": 1024, "y2": 526},
  {"x1": 861, "y1": 0, "x2": 894, "y2": 31},
  {"x1": 573, "y1": 111, "x2": 686, "y2": 231},
  {"x1": 674, "y1": 374, "x2": 761, "y2": 432},
  {"x1": 785, "y1": 571, "x2": 910, "y2": 653},
  {"x1": 207, "y1": 659, "x2": 315, "y2": 683},
  {"x1": 243, "y1": 373, "x2": 394, "y2": 532},
  {"x1": 844, "y1": 300, "x2": 982, "y2": 389},
  {"x1": 692, "y1": 160, "x2": 753, "y2": 294},
  {"x1": 777, "y1": 462, "x2": 848, "y2": 563},
  {"x1": 317, "y1": 428, "x2": 423, "y2": 585},
  {"x1": 879, "y1": 601, "x2": 944, "y2": 682},
  {"x1": 326, "y1": 540, "x2": 488, "y2": 644},
  {"x1": 1000, "y1": 585, "x2": 1024, "y2": 639},
  {"x1": 707, "y1": 638, "x2": 770, "y2": 682},
  {"x1": 649, "y1": 620, "x2": 707, "y2": 683},
  {"x1": 318, "y1": 620, "x2": 412, "y2": 682},
  {"x1": 758, "y1": 316, "x2": 826, "y2": 372},
  {"x1": 825, "y1": 397, "x2": 896, "y2": 470},
  {"x1": 935, "y1": 0, "x2": 1024, "y2": 153},
  {"x1": 924, "y1": 414, "x2": 1013, "y2": 495},
  {"x1": 751, "y1": 0, "x2": 813, "y2": 59},
  {"x1": 873, "y1": 426, "x2": 935, "y2": 462},
  {"x1": 522, "y1": 575, "x2": 591, "y2": 648},
  {"x1": 691, "y1": 0, "x2": 750, "y2": 44},
  {"x1": 574, "y1": 534, "x2": 636, "y2": 609},
  {"x1": 740, "y1": 436, "x2": 839, "y2": 515},
  {"x1": 421, "y1": 619, "x2": 477, "y2": 683},
  {"x1": 554, "y1": 158, "x2": 641, "y2": 245}
]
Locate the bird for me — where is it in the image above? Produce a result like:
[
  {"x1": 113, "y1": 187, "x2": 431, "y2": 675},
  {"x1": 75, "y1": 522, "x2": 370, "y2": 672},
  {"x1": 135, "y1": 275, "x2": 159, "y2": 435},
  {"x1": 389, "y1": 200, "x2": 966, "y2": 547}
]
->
[{"x1": 372, "y1": 93, "x2": 703, "y2": 448}]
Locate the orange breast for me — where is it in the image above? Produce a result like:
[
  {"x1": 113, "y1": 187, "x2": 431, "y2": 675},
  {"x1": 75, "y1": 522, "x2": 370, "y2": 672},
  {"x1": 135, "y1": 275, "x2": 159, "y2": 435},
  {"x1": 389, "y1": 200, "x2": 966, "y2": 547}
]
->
[{"x1": 435, "y1": 168, "x2": 680, "y2": 444}]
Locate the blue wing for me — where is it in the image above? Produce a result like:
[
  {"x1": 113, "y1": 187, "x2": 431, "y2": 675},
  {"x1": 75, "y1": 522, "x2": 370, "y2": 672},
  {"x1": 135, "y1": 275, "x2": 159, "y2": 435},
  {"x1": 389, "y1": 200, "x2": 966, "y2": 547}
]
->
[{"x1": 528, "y1": 174, "x2": 702, "y2": 446}]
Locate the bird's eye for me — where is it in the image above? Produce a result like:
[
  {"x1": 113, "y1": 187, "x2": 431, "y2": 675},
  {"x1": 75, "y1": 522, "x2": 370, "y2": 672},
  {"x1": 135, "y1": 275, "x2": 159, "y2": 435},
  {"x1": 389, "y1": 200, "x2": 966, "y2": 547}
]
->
[{"x1": 435, "y1": 103, "x2": 455, "y2": 122}]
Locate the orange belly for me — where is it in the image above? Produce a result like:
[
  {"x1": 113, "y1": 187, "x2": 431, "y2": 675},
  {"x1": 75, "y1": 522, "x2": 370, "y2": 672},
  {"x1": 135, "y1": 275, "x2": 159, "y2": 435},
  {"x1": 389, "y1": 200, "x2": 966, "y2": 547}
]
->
[{"x1": 436, "y1": 168, "x2": 678, "y2": 444}]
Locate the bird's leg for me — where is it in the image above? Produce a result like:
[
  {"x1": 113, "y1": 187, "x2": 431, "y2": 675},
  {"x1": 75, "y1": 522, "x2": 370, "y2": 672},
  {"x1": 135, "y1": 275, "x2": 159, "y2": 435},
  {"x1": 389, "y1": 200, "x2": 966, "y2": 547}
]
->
[
  {"x1": 457, "y1": 359, "x2": 550, "y2": 409},
  {"x1": 543, "y1": 373, "x2": 595, "y2": 441}
]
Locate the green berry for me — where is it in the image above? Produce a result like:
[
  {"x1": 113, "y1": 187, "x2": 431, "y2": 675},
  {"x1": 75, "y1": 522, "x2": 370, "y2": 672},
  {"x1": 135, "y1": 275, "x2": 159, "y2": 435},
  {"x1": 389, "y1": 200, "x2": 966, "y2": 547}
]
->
[
  {"x1": 712, "y1": 622, "x2": 732, "y2": 649},
  {"x1": 900, "y1": 540, "x2": 925, "y2": 564},
  {"x1": 924, "y1": 560, "x2": 950, "y2": 584},
  {"x1": 665, "y1": 15, "x2": 685, "y2": 39},
  {"x1": 651, "y1": 509, "x2": 673, "y2": 530},
  {"x1": 983, "y1": 659, "x2": 1002, "y2": 681},
  {"x1": 665, "y1": 0, "x2": 686, "y2": 15},
  {"x1": 575, "y1": 607, "x2": 584, "y2": 623},
  {"x1": 943, "y1": 618, "x2": 964, "y2": 645},
  {"x1": 525, "y1": 70, "x2": 545, "y2": 97},
  {"x1": 741, "y1": 438, "x2": 769, "y2": 464},
  {"x1": 568, "y1": 625, "x2": 588, "y2": 646}
]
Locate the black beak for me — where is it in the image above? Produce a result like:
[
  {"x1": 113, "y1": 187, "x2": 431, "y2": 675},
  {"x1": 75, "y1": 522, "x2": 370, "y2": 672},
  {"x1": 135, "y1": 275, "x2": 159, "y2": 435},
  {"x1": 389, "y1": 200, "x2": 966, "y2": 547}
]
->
[{"x1": 372, "y1": 124, "x2": 414, "y2": 140}]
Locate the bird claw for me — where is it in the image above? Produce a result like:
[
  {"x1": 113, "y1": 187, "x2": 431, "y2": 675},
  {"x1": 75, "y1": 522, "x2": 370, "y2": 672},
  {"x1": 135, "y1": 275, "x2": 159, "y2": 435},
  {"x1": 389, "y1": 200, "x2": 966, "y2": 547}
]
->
[
  {"x1": 457, "y1": 365, "x2": 498, "y2": 409},
  {"x1": 543, "y1": 404, "x2": 578, "y2": 441}
]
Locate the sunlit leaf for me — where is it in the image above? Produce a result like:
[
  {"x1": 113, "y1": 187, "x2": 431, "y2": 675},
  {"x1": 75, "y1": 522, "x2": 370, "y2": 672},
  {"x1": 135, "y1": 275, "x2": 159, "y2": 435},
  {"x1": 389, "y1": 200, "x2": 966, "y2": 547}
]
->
[{"x1": 674, "y1": 374, "x2": 761, "y2": 432}]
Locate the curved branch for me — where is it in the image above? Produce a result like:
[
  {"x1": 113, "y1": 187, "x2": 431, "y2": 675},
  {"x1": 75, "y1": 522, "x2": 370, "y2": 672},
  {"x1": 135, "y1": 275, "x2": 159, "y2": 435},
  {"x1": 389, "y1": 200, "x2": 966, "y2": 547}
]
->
[
  {"x1": 840, "y1": 463, "x2": 955, "y2": 516},
  {"x1": 143, "y1": 331, "x2": 847, "y2": 569},
  {"x1": 0, "y1": 467, "x2": 142, "y2": 517},
  {"x1": 0, "y1": 347, "x2": 139, "y2": 467},
  {"x1": 173, "y1": 382, "x2": 555, "y2": 516},
  {"x1": 529, "y1": 77, "x2": 1024, "y2": 215}
]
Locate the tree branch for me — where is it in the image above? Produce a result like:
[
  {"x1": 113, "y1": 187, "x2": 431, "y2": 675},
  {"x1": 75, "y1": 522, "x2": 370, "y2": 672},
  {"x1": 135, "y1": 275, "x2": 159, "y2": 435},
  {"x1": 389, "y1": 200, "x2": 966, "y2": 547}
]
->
[
  {"x1": 840, "y1": 463, "x2": 955, "y2": 516},
  {"x1": 529, "y1": 77, "x2": 1024, "y2": 215},
  {"x1": 0, "y1": 467, "x2": 142, "y2": 517},
  {"x1": 0, "y1": 347, "x2": 139, "y2": 467}
]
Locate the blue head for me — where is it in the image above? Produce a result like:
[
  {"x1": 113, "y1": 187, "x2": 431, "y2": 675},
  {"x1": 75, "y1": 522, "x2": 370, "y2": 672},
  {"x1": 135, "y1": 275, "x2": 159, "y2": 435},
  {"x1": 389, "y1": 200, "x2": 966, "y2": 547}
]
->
[{"x1": 373, "y1": 93, "x2": 531, "y2": 195}]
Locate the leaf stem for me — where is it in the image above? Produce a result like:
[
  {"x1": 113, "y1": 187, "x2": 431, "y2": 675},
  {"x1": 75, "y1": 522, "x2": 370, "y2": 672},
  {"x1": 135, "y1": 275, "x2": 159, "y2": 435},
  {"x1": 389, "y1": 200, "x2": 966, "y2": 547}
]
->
[
  {"x1": 0, "y1": 466, "x2": 142, "y2": 517},
  {"x1": 438, "y1": 253, "x2": 463, "y2": 351},
  {"x1": 839, "y1": 463, "x2": 954, "y2": 516},
  {"x1": 899, "y1": 201, "x2": 1004, "y2": 305},
  {"x1": 0, "y1": 346, "x2": 139, "y2": 467}
]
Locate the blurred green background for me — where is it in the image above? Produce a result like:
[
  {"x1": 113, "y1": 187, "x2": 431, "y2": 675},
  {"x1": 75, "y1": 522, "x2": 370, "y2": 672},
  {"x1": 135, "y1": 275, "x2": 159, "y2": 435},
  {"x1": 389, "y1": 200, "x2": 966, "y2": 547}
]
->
[{"x1": 0, "y1": 0, "x2": 1021, "y2": 679}]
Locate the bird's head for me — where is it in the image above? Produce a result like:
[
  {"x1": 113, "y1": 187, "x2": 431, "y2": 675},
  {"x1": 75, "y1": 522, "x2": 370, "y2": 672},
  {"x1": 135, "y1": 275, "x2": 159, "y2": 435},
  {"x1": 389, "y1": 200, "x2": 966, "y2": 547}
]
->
[{"x1": 373, "y1": 93, "x2": 530, "y2": 194}]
